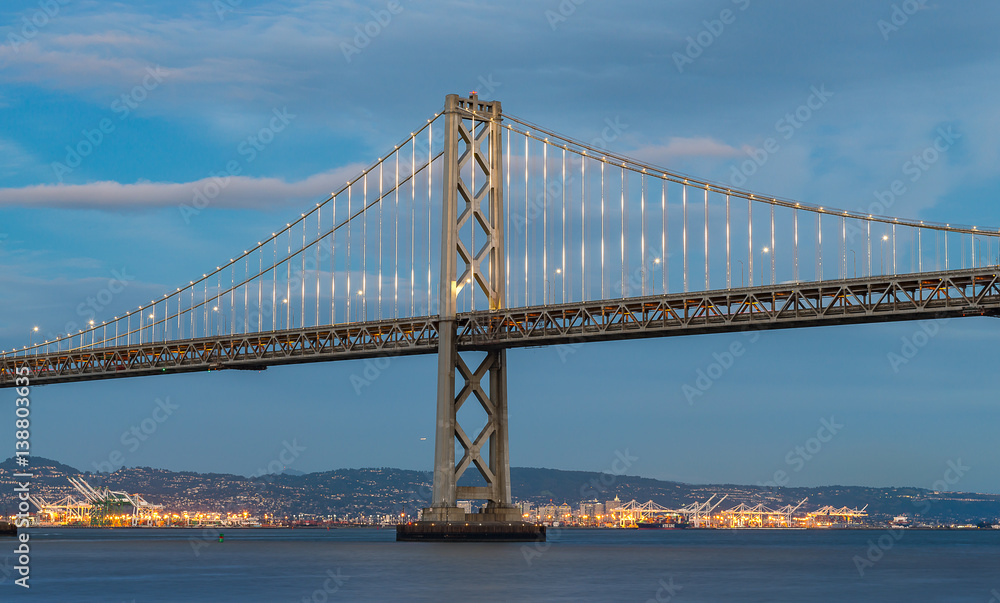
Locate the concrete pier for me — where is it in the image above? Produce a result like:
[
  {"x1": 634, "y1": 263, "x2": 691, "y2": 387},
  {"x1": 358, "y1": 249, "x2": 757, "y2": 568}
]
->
[{"x1": 397, "y1": 505, "x2": 545, "y2": 542}]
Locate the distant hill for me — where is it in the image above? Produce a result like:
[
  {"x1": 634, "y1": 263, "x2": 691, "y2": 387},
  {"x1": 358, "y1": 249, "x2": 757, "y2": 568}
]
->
[{"x1": 1, "y1": 457, "x2": 997, "y2": 523}]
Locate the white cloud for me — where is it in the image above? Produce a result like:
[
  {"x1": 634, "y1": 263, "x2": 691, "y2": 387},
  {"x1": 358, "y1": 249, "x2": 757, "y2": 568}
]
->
[
  {"x1": 630, "y1": 137, "x2": 742, "y2": 166},
  {"x1": 0, "y1": 164, "x2": 363, "y2": 210}
]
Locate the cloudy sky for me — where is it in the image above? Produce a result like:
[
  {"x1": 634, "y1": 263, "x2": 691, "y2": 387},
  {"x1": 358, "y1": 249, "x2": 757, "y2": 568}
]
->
[{"x1": 2, "y1": 0, "x2": 999, "y2": 495}]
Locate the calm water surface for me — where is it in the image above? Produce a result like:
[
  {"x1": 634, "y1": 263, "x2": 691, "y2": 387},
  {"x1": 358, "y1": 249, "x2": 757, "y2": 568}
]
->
[{"x1": 1, "y1": 527, "x2": 998, "y2": 601}]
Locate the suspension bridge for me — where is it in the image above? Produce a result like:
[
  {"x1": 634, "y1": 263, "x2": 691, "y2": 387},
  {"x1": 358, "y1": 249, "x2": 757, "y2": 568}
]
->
[{"x1": 3, "y1": 93, "x2": 999, "y2": 539}]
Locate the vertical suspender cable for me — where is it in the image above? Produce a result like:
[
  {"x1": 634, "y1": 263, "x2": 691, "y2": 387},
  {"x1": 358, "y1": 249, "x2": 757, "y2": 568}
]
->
[
  {"x1": 794, "y1": 208, "x2": 799, "y2": 282},
  {"x1": 726, "y1": 194, "x2": 731, "y2": 289},
  {"x1": 621, "y1": 165, "x2": 626, "y2": 296},
  {"x1": 817, "y1": 212, "x2": 822, "y2": 281},
  {"x1": 506, "y1": 127, "x2": 511, "y2": 308},
  {"x1": 411, "y1": 138, "x2": 416, "y2": 316},
  {"x1": 394, "y1": 150, "x2": 399, "y2": 319},
  {"x1": 662, "y1": 179, "x2": 667, "y2": 293},
  {"x1": 867, "y1": 220, "x2": 871, "y2": 277},
  {"x1": 683, "y1": 184, "x2": 688, "y2": 292},
  {"x1": 748, "y1": 197, "x2": 752, "y2": 288},
  {"x1": 562, "y1": 147, "x2": 566, "y2": 303},
  {"x1": 641, "y1": 175, "x2": 646, "y2": 295},
  {"x1": 347, "y1": 185, "x2": 352, "y2": 322},
  {"x1": 892, "y1": 223, "x2": 897, "y2": 274},
  {"x1": 427, "y1": 124, "x2": 432, "y2": 314},
  {"x1": 770, "y1": 204, "x2": 775, "y2": 286},
  {"x1": 581, "y1": 153, "x2": 586, "y2": 301},
  {"x1": 300, "y1": 220, "x2": 305, "y2": 327},
  {"x1": 601, "y1": 161, "x2": 605, "y2": 300},
  {"x1": 330, "y1": 197, "x2": 340, "y2": 325},
  {"x1": 260, "y1": 246, "x2": 265, "y2": 331},
  {"x1": 841, "y1": 215, "x2": 846, "y2": 280},
  {"x1": 378, "y1": 162, "x2": 383, "y2": 321},
  {"x1": 705, "y1": 188, "x2": 710, "y2": 291}
]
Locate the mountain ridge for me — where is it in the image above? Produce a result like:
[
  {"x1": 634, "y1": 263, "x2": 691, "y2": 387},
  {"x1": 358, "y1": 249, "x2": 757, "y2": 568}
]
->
[{"x1": 2, "y1": 457, "x2": 997, "y2": 523}]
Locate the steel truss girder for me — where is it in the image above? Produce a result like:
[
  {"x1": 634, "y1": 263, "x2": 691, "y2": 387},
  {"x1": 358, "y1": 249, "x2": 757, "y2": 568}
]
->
[
  {"x1": 1, "y1": 319, "x2": 441, "y2": 386},
  {"x1": 3, "y1": 267, "x2": 999, "y2": 388},
  {"x1": 462, "y1": 267, "x2": 1000, "y2": 348}
]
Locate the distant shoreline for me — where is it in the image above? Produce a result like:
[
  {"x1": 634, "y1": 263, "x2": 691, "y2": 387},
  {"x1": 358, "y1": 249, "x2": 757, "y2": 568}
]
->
[{"x1": 18, "y1": 525, "x2": 1000, "y2": 532}]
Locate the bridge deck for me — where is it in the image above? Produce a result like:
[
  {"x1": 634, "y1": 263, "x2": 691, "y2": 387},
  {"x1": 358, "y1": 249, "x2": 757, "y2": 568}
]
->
[{"x1": 2, "y1": 267, "x2": 997, "y2": 387}]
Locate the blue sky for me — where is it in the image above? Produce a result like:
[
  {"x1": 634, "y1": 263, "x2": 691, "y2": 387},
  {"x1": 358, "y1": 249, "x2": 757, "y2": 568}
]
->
[{"x1": 1, "y1": 0, "x2": 999, "y2": 494}]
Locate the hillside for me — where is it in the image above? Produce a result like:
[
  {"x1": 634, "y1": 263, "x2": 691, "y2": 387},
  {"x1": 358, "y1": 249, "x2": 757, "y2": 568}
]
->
[{"x1": 2, "y1": 457, "x2": 997, "y2": 523}]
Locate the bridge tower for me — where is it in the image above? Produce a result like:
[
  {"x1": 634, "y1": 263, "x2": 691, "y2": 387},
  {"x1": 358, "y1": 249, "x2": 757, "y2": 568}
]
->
[{"x1": 401, "y1": 93, "x2": 542, "y2": 541}]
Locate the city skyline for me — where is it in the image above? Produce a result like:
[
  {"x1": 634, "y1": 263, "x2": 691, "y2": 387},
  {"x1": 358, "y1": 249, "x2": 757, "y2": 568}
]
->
[{"x1": 2, "y1": 0, "x2": 1000, "y2": 495}]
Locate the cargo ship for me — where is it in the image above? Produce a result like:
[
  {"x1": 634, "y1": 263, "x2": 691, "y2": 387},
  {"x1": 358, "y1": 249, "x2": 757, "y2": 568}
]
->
[
  {"x1": 636, "y1": 519, "x2": 689, "y2": 529},
  {"x1": 0, "y1": 521, "x2": 16, "y2": 537}
]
